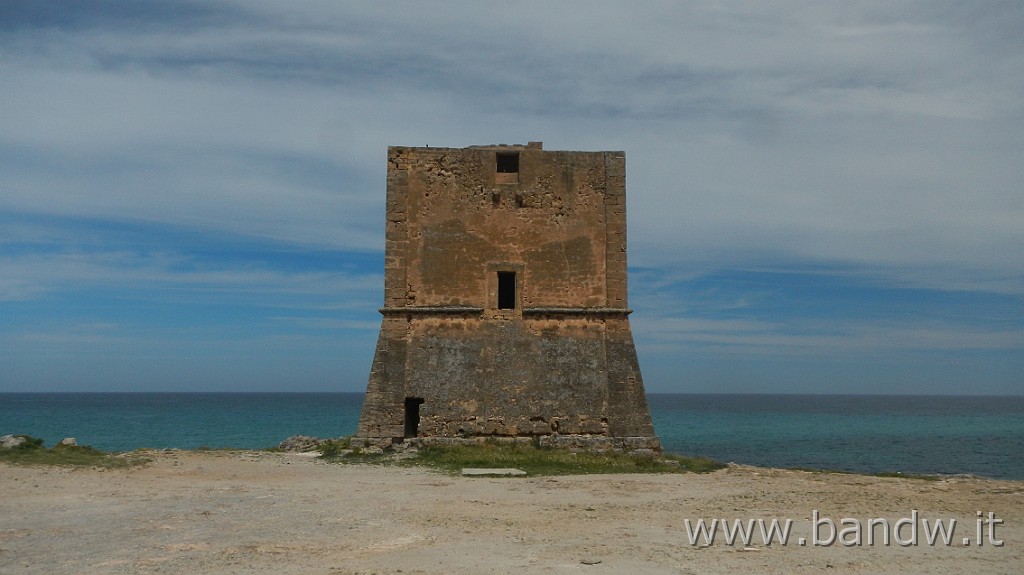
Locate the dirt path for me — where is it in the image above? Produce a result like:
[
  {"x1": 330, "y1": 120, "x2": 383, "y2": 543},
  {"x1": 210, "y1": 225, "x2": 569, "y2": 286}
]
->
[{"x1": 2, "y1": 451, "x2": 1021, "y2": 574}]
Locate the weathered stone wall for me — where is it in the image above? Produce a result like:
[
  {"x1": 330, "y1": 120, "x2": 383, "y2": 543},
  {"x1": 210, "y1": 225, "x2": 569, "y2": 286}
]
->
[
  {"x1": 406, "y1": 317, "x2": 609, "y2": 437},
  {"x1": 354, "y1": 143, "x2": 658, "y2": 451},
  {"x1": 386, "y1": 143, "x2": 626, "y2": 310}
]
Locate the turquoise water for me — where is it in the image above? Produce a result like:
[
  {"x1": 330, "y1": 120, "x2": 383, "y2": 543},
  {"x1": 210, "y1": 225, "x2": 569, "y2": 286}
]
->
[
  {"x1": 2, "y1": 393, "x2": 1023, "y2": 479},
  {"x1": 650, "y1": 394, "x2": 1024, "y2": 479}
]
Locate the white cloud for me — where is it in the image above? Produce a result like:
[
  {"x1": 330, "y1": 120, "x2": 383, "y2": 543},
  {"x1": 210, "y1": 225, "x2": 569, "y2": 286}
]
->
[
  {"x1": 4, "y1": 2, "x2": 1022, "y2": 285},
  {"x1": 1, "y1": 2, "x2": 1022, "y2": 392},
  {"x1": 635, "y1": 315, "x2": 1024, "y2": 356},
  {"x1": 0, "y1": 248, "x2": 381, "y2": 309}
]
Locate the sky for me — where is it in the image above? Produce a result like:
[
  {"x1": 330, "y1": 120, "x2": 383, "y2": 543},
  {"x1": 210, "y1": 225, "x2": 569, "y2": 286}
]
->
[{"x1": 1, "y1": 1, "x2": 1022, "y2": 395}]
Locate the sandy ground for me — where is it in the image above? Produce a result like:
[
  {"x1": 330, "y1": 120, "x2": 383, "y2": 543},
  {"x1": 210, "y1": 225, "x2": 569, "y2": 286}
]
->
[{"x1": 1, "y1": 450, "x2": 1022, "y2": 574}]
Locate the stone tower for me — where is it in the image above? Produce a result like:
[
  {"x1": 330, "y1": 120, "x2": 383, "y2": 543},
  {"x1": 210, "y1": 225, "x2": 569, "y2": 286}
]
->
[{"x1": 352, "y1": 142, "x2": 659, "y2": 451}]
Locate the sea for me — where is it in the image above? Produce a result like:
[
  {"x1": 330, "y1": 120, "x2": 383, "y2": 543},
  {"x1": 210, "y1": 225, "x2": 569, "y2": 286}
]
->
[{"x1": 2, "y1": 393, "x2": 1023, "y2": 480}]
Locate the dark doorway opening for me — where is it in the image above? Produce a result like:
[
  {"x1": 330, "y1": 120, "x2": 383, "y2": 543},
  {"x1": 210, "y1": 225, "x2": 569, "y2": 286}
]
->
[
  {"x1": 404, "y1": 397, "x2": 424, "y2": 438},
  {"x1": 497, "y1": 271, "x2": 516, "y2": 310}
]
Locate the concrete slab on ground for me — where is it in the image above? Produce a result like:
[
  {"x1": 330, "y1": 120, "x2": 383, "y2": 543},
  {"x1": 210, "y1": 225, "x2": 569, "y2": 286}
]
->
[{"x1": 461, "y1": 468, "x2": 527, "y2": 477}]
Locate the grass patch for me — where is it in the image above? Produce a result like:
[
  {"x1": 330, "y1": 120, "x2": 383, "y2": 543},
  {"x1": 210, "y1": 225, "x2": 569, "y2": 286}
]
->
[
  {"x1": 323, "y1": 442, "x2": 726, "y2": 476},
  {"x1": 0, "y1": 436, "x2": 150, "y2": 469},
  {"x1": 318, "y1": 437, "x2": 351, "y2": 458}
]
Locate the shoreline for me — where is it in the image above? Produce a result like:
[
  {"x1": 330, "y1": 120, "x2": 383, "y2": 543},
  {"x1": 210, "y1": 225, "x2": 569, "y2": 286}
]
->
[
  {"x1": 5, "y1": 393, "x2": 1022, "y2": 480},
  {"x1": 6, "y1": 428, "x2": 1023, "y2": 482},
  {"x1": 2, "y1": 450, "x2": 1021, "y2": 574}
]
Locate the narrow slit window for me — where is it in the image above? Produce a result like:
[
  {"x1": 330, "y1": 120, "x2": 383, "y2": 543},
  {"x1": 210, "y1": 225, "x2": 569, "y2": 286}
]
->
[
  {"x1": 496, "y1": 152, "x2": 519, "y2": 173},
  {"x1": 497, "y1": 271, "x2": 516, "y2": 310}
]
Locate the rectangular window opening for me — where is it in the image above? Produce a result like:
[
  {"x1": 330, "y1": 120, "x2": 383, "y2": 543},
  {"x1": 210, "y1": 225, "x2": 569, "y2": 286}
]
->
[
  {"x1": 497, "y1": 271, "x2": 516, "y2": 310},
  {"x1": 496, "y1": 152, "x2": 520, "y2": 173}
]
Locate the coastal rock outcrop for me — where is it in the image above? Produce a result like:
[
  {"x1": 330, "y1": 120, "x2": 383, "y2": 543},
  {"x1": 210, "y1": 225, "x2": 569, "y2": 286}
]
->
[
  {"x1": 1, "y1": 434, "x2": 27, "y2": 449},
  {"x1": 278, "y1": 435, "x2": 327, "y2": 452}
]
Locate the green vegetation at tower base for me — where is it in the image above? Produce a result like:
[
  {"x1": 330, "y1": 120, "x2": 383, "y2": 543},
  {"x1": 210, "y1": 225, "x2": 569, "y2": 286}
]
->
[
  {"x1": 323, "y1": 442, "x2": 727, "y2": 476},
  {"x1": 413, "y1": 444, "x2": 726, "y2": 475},
  {"x1": 0, "y1": 436, "x2": 150, "y2": 469}
]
